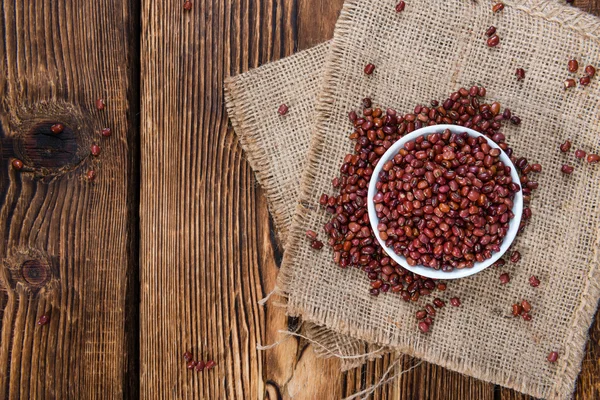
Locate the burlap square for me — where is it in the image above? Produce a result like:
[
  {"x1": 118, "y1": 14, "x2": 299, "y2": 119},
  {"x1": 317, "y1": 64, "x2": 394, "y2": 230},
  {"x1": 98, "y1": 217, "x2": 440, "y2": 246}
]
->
[{"x1": 226, "y1": 1, "x2": 600, "y2": 398}]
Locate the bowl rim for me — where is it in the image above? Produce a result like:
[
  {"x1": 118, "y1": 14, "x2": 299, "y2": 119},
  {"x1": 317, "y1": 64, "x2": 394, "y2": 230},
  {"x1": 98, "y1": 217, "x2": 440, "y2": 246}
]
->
[{"x1": 367, "y1": 124, "x2": 523, "y2": 280}]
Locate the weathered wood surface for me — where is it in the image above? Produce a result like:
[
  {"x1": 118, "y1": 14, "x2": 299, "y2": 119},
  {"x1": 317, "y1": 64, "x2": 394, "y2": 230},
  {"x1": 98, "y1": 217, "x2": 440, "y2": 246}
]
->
[
  {"x1": 0, "y1": 0, "x2": 594, "y2": 398},
  {"x1": 0, "y1": 0, "x2": 139, "y2": 398}
]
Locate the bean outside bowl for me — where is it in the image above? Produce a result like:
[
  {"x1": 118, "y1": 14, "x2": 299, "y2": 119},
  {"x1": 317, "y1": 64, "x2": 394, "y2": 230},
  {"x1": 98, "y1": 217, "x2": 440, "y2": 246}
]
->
[{"x1": 367, "y1": 124, "x2": 523, "y2": 280}]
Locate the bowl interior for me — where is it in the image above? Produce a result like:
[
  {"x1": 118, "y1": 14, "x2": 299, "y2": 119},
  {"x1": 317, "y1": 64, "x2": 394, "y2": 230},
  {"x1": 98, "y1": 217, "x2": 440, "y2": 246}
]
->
[{"x1": 367, "y1": 124, "x2": 523, "y2": 280}]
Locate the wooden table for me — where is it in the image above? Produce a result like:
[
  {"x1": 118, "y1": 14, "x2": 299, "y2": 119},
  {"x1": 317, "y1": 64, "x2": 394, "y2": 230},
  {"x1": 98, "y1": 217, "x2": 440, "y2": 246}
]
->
[{"x1": 0, "y1": 0, "x2": 599, "y2": 398}]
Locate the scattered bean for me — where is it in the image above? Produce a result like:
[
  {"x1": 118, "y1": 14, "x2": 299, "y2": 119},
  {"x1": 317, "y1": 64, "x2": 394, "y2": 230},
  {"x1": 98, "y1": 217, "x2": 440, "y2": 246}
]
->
[
  {"x1": 101, "y1": 128, "x2": 112, "y2": 137},
  {"x1": 91, "y1": 144, "x2": 101, "y2": 157},
  {"x1": 450, "y1": 297, "x2": 461, "y2": 307},
  {"x1": 499, "y1": 273, "x2": 510, "y2": 284},
  {"x1": 575, "y1": 149, "x2": 586, "y2": 159},
  {"x1": 37, "y1": 315, "x2": 50, "y2": 325},
  {"x1": 12, "y1": 159, "x2": 24, "y2": 170},
  {"x1": 560, "y1": 140, "x2": 571, "y2": 153},
  {"x1": 564, "y1": 79, "x2": 576, "y2": 89},
  {"x1": 311, "y1": 240, "x2": 324, "y2": 250},
  {"x1": 492, "y1": 2, "x2": 505, "y2": 13},
  {"x1": 587, "y1": 154, "x2": 600, "y2": 164},
  {"x1": 87, "y1": 170, "x2": 97, "y2": 182},
  {"x1": 515, "y1": 68, "x2": 525, "y2": 81},
  {"x1": 529, "y1": 275, "x2": 540, "y2": 287},
  {"x1": 183, "y1": 1, "x2": 192, "y2": 10},
  {"x1": 585, "y1": 65, "x2": 596, "y2": 78},
  {"x1": 547, "y1": 351, "x2": 559, "y2": 363},
  {"x1": 96, "y1": 98, "x2": 106, "y2": 110},
  {"x1": 278, "y1": 104, "x2": 289, "y2": 115},
  {"x1": 487, "y1": 35, "x2": 500, "y2": 47},
  {"x1": 510, "y1": 251, "x2": 521, "y2": 263},
  {"x1": 395, "y1": 1, "x2": 406, "y2": 12},
  {"x1": 364, "y1": 63, "x2": 376, "y2": 75},
  {"x1": 580, "y1": 76, "x2": 591, "y2": 86},
  {"x1": 51, "y1": 123, "x2": 64, "y2": 134},
  {"x1": 485, "y1": 26, "x2": 497, "y2": 37},
  {"x1": 568, "y1": 59, "x2": 579, "y2": 73},
  {"x1": 561, "y1": 164, "x2": 574, "y2": 174}
]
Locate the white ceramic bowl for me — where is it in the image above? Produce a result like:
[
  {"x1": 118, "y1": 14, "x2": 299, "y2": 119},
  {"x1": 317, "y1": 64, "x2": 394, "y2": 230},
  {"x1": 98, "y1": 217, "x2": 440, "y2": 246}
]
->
[{"x1": 367, "y1": 124, "x2": 523, "y2": 280}]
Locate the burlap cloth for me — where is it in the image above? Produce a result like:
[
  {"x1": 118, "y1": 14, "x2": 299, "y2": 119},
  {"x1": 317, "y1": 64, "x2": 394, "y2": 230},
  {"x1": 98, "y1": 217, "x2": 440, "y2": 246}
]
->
[{"x1": 225, "y1": 1, "x2": 600, "y2": 398}]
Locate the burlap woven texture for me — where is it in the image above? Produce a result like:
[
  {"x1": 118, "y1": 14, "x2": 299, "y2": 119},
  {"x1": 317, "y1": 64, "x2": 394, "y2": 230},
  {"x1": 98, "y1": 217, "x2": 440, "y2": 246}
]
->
[{"x1": 226, "y1": 1, "x2": 600, "y2": 398}]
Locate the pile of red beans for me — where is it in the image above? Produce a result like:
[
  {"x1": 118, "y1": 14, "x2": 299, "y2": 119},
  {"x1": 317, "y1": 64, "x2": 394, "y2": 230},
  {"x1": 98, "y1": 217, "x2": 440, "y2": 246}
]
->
[
  {"x1": 373, "y1": 130, "x2": 520, "y2": 271},
  {"x1": 318, "y1": 87, "x2": 538, "y2": 298}
]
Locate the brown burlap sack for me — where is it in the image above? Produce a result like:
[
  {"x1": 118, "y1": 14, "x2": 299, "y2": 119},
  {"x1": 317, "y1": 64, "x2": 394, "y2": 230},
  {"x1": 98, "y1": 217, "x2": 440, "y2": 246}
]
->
[
  {"x1": 226, "y1": 1, "x2": 600, "y2": 398},
  {"x1": 277, "y1": 1, "x2": 600, "y2": 399}
]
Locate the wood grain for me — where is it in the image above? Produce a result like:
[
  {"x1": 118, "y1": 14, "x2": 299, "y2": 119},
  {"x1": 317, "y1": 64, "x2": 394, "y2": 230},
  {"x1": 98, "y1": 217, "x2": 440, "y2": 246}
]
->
[
  {"x1": 0, "y1": 0, "x2": 139, "y2": 398},
  {"x1": 144, "y1": 0, "x2": 600, "y2": 399}
]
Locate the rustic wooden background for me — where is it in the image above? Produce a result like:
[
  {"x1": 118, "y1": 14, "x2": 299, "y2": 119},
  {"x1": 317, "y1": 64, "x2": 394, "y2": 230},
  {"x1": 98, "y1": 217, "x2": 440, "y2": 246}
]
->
[{"x1": 0, "y1": 0, "x2": 599, "y2": 399}]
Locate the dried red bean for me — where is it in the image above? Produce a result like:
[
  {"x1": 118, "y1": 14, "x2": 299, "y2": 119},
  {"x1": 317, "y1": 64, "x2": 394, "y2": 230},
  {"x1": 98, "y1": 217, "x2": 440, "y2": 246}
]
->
[
  {"x1": 437, "y1": 282, "x2": 447, "y2": 291},
  {"x1": 418, "y1": 321, "x2": 430, "y2": 333},
  {"x1": 96, "y1": 98, "x2": 106, "y2": 110},
  {"x1": 547, "y1": 351, "x2": 559, "y2": 363},
  {"x1": 560, "y1": 140, "x2": 571, "y2": 153},
  {"x1": 499, "y1": 273, "x2": 510, "y2": 285},
  {"x1": 585, "y1": 65, "x2": 596, "y2": 78},
  {"x1": 278, "y1": 104, "x2": 289, "y2": 115},
  {"x1": 487, "y1": 35, "x2": 500, "y2": 47},
  {"x1": 37, "y1": 315, "x2": 50, "y2": 325},
  {"x1": 568, "y1": 59, "x2": 579, "y2": 73},
  {"x1": 561, "y1": 164, "x2": 574, "y2": 174},
  {"x1": 587, "y1": 154, "x2": 600, "y2": 164},
  {"x1": 12, "y1": 159, "x2": 24, "y2": 170},
  {"x1": 205, "y1": 360, "x2": 216, "y2": 370},
  {"x1": 311, "y1": 240, "x2": 324, "y2": 250},
  {"x1": 564, "y1": 79, "x2": 576, "y2": 89},
  {"x1": 529, "y1": 275, "x2": 540, "y2": 287},
  {"x1": 510, "y1": 116, "x2": 521, "y2": 125},
  {"x1": 515, "y1": 68, "x2": 525, "y2": 81},
  {"x1": 492, "y1": 2, "x2": 505, "y2": 13},
  {"x1": 485, "y1": 26, "x2": 497, "y2": 37},
  {"x1": 91, "y1": 144, "x2": 101, "y2": 157},
  {"x1": 51, "y1": 123, "x2": 64, "y2": 134},
  {"x1": 575, "y1": 149, "x2": 586, "y2": 159},
  {"x1": 522, "y1": 313, "x2": 532, "y2": 321},
  {"x1": 530, "y1": 163, "x2": 542, "y2": 173},
  {"x1": 348, "y1": 111, "x2": 357, "y2": 122},
  {"x1": 510, "y1": 251, "x2": 521, "y2": 263},
  {"x1": 450, "y1": 297, "x2": 461, "y2": 307},
  {"x1": 306, "y1": 230, "x2": 318, "y2": 240},
  {"x1": 521, "y1": 300, "x2": 532, "y2": 313},
  {"x1": 512, "y1": 303, "x2": 522, "y2": 317},
  {"x1": 395, "y1": 1, "x2": 406, "y2": 12},
  {"x1": 183, "y1": 1, "x2": 192, "y2": 10},
  {"x1": 364, "y1": 63, "x2": 376, "y2": 75},
  {"x1": 101, "y1": 128, "x2": 112, "y2": 137},
  {"x1": 87, "y1": 170, "x2": 97, "y2": 182},
  {"x1": 433, "y1": 298, "x2": 445, "y2": 308},
  {"x1": 184, "y1": 351, "x2": 193, "y2": 362},
  {"x1": 195, "y1": 360, "x2": 206, "y2": 371},
  {"x1": 425, "y1": 304, "x2": 436, "y2": 316},
  {"x1": 187, "y1": 361, "x2": 196, "y2": 369},
  {"x1": 416, "y1": 310, "x2": 427, "y2": 320},
  {"x1": 580, "y1": 76, "x2": 591, "y2": 86}
]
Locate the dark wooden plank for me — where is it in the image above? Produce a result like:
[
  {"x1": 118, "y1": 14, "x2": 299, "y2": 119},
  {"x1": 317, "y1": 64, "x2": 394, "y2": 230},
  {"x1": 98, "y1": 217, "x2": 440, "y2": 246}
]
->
[{"x1": 0, "y1": 0, "x2": 139, "y2": 398}]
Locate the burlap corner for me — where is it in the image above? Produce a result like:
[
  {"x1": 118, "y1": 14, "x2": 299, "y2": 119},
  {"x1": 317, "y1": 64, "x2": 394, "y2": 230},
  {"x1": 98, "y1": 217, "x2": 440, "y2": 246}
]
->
[{"x1": 275, "y1": 1, "x2": 600, "y2": 399}]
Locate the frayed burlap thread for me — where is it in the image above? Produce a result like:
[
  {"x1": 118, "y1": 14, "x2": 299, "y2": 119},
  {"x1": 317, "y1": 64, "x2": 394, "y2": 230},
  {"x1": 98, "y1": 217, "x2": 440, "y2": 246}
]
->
[{"x1": 275, "y1": 1, "x2": 600, "y2": 399}]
